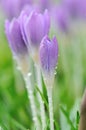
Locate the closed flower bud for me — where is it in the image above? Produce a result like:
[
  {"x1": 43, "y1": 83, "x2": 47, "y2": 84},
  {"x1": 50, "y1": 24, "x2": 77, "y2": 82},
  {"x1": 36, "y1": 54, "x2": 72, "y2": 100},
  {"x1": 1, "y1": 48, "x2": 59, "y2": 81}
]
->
[
  {"x1": 24, "y1": 9, "x2": 50, "y2": 48},
  {"x1": 19, "y1": 6, "x2": 39, "y2": 46},
  {"x1": 5, "y1": 18, "x2": 28, "y2": 56},
  {"x1": 39, "y1": 35, "x2": 58, "y2": 86},
  {"x1": 5, "y1": 18, "x2": 29, "y2": 75}
]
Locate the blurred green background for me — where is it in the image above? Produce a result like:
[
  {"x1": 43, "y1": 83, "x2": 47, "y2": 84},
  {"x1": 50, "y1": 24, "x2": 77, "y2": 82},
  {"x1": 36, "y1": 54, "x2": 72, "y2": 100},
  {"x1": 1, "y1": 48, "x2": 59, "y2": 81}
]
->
[{"x1": 0, "y1": 4, "x2": 86, "y2": 130}]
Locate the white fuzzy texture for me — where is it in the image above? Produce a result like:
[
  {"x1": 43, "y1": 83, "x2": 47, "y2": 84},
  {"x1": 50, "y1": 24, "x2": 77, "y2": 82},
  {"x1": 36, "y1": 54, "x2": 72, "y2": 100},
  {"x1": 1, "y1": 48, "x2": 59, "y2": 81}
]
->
[
  {"x1": 47, "y1": 87, "x2": 54, "y2": 130},
  {"x1": 36, "y1": 65, "x2": 46, "y2": 130},
  {"x1": 24, "y1": 73, "x2": 40, "y2": 130}
]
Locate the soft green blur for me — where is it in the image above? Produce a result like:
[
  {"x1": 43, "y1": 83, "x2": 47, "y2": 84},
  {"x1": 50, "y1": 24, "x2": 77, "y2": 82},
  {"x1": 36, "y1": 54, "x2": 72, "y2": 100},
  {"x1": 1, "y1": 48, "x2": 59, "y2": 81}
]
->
[{"x1": 0, "y1": 8, "x2": 86, "y2": 130}]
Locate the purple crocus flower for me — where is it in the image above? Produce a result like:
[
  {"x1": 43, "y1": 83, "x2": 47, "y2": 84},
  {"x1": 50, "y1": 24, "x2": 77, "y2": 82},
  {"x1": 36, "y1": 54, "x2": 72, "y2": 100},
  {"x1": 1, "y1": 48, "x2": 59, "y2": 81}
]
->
[
  {"x1": 1, "y1": 0, "x2": 32, "y2": 19},
  {"x1": 5, "y1": 18, "x2": 28, "y2": 57},
  {"x1": 23, "y1": 9, "x2": 50, "y2": 48},
  {"x1": 19, "y1": 6, "x2": 39, "y2": 46},
  {"x1": 62, "y1": 0, "x2": 86, "y2": 19},
  {"x1": 62, "y1": 0, "x2": 79, "y2": 18},
  {"x1": 78, "y1": 0, "x2": 86, "y2": 19},
  {"x1": 39, "y1": 35, "x2": 58, "y2": 76},
  {"x1": 53, "y1": 5, "x2": 70, "y2": 32}
]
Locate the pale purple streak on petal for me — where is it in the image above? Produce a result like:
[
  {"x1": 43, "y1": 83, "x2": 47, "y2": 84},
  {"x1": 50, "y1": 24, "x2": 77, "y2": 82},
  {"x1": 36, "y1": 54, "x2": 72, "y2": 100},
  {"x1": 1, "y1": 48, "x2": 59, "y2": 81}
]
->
[{"x1": 19, "y1": 11, "x2": 28, "y2": 45}]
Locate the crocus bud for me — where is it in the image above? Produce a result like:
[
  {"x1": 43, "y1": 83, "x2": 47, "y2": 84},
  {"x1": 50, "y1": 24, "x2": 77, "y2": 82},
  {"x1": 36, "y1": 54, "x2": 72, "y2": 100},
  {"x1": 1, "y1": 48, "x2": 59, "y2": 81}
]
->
[
  {"x1": 5, "y1": 18, "x2": 29, "y2": 75},
  {"x1": 24, "y1": 9, "x2": 50, "y2": 47},
  {"x1": 39, "y1": 35, "x2": 58, "y2": 87},
  {"x1": 19, "y1": 6, "x2": 39, "y2": 46},
  {"x1": 5, "y1": 19, "x2": 28, "y2": 56},
  {"x1": 79, "y1": 89, "x2": 86, "y2": 130},
  {"x1": 22, "y1": 9, "x2": 50, "y2": 63}
]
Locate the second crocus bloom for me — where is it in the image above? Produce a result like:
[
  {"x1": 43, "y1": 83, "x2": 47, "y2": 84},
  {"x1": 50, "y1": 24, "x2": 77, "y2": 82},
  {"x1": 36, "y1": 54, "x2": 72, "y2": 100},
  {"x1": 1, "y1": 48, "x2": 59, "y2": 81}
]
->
[
  {"x1": 5, "y1": 18, "x2": 29, "y2": 75},
  {"x1": 23, "y1": 9, "x2": 50, "y2": 47},
  {"x1": 5, "y1": 19, "x2": 28, "y2": 56},
  {"x1": 21, "y1": 9, "x2": 50, "y2": 63},
  {"x1": 39, "y1": 35, "x2": 58, "y2": 130},
  {"x1": 39, "y1": 35, "x2": 58, "y2": 86}
]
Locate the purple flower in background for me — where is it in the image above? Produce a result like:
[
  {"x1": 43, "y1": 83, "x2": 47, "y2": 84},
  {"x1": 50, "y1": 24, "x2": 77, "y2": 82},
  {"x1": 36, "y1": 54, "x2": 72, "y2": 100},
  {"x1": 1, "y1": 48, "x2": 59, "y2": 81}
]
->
[
  {"x1": 39, "y1": 35, "x2": 58, "y2": 75},
  {"x1": 62, "y1": 0, "x2": 79, "y2": 18},
  {"x1": 78, "y1": 0, "x2": 86, "y2": 19},
  {"x1": 5, "y1": 18, "x2": 28, "y2": 57},
  {"x1": 39, "y1": 0, "x2": 51, "y2": 12},
  {"x1": 23, "y1": 9, "x2": 50, "y2": 48},
  {"x1": 53, "y1": 5, "x2": 70, "y2": 32},
  {"x1": 1, "y1": 0, "x2": 32, "y2": 19},
  {"x1": 62, "y1": 0, "x2": 86, "y2": 19}
]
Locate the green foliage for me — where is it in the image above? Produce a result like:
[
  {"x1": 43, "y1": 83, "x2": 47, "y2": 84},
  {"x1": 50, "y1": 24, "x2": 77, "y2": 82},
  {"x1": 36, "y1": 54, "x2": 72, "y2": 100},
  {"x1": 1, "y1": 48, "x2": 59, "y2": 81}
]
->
[{"x1": 0, "y1": 14, "x2": 86, "y2": 130}]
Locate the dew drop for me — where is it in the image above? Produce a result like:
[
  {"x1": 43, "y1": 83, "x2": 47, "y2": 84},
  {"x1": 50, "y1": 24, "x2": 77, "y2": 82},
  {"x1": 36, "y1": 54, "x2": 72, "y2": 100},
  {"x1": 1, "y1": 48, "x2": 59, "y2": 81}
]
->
[
  {"x1": 54, "y1": 72, "x2": 57, "y2": 75},
  {"x1": 28, "y1": 72, "x2": 32, "y2": 77}
]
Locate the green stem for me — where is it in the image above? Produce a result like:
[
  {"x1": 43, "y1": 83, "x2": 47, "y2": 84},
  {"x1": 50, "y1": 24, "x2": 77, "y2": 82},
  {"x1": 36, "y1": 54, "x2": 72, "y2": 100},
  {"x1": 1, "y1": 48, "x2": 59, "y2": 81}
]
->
[
  {"x1": 24, "y1": 73, "x2": 40, "y2": 130},
  {"x1": 47, "y1": 87, "x2": 54, "y2": 130},
  {"x1": 35, "y1": 65, "x2": 46, "y2": 130}
]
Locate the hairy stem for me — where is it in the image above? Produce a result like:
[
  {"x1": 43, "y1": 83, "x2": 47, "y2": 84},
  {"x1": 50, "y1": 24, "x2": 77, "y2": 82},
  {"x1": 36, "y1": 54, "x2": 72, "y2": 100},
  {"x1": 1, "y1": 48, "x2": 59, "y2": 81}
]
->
[
  {"x1": 24, "y1": 73, "x2": 40, "y2": 130},
  {"x1": 35, "y1": 65, "x2": 46, "y2": 130},
  {"x1": 47, "y1": 87, "x2": 54, "y2": 130}
]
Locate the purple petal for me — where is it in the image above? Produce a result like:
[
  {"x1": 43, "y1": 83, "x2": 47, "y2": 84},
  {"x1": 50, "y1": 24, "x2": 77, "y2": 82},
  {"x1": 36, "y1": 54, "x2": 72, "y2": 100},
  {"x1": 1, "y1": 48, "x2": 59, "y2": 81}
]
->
[
  {"x1": 25, "y1": 11, "x2": 43, "y2": 46},
  {"x1": 24, "y1": 10, "x2": 50, "y2": 48},
  {"x1": 5, "y1": 18, "x2": 27, "y2": 56},
  {"x1": 19, "y1": 11, "x2": 28, "y2": 45},
  {"x1": 40, "y1": 35, "x2": 58, "y2": 74}
]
